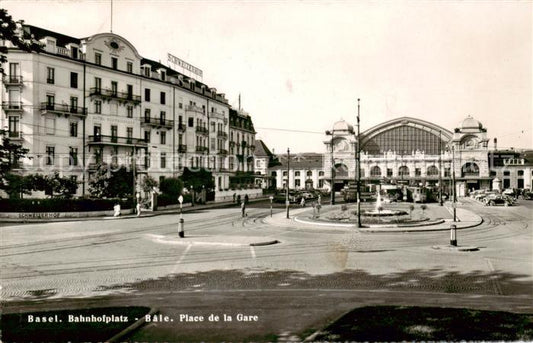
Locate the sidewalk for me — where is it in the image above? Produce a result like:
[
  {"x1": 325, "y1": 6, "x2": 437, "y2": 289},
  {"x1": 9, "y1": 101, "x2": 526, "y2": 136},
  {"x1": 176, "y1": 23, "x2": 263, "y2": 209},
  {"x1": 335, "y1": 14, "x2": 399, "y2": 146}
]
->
[
  {"x1": 263, "y1": 202, "x2": 483, "y2": 232},
  {"x1": 0, "y1": 197, "x2": 269, "y2": 224}
]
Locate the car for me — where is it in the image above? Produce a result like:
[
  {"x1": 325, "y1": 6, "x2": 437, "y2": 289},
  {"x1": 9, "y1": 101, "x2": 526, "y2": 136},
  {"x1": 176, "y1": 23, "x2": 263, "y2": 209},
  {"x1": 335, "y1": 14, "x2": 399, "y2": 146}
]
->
[
  {"x1": 484, "y1": 194, "x2": 513, "y2": 206},
  {"x1": 521, "y1": 191, "x2": 533, "y2": 200},
  {"x1": 502, "y1": 188, "x2": 515, "y2": 197}
]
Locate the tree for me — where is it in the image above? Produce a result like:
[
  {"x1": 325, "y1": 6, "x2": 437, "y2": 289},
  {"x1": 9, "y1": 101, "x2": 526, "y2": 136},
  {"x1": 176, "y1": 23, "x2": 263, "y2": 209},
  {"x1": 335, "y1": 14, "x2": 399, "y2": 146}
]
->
[
  {"x1": 0, "y1": 9, "x2": 43, "y2": 75},
  {"x1": 141, "y1": 175, "x2": 158, "y2": 194},
  {"x1": 0, "y1": 129, "x2": 30, "y2": 197},
  {"x1": 180, "y1": 167, "x2": 214, "y2": 191},
  {"x1": 88, "y1": 164, "x2": 133, "y2": 198},
  {"x1": 160, "y1": 177, "x2": 183, "y2": 198}
]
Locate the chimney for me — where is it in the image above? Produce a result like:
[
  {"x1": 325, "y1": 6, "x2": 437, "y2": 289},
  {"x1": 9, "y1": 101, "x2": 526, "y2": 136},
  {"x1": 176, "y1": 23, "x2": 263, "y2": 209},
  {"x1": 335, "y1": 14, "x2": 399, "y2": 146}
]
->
[{"x1": 494, "y1": 138, "x2": 497, "y2": 150}]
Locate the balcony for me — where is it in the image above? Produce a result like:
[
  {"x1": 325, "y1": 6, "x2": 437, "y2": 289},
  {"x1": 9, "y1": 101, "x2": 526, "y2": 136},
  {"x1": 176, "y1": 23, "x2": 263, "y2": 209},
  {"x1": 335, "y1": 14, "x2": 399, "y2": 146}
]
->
[
  {"x1": 217, "y1": 131, "x2": 228, "y2": 140},
  {"x1": 178, "y1": 144, "x2": 187, "y2": 153},
  {"x1": 8, "y1": 131, "x2": 22, "y2": 141},
  {"x1": 141, "y1": 116, "x2": 174, "y2": 129},
  {"x1": 229, "y1": 141, "x2": 235, "y2": 148},
  {"x1": 210, "y1": 110, "x2": 225, "y2": 121},
  {"x1": 1, "y1": 101, "x2": 23, "y2": 113},
  {"x1": 3, "y1": 75, "x2": 23, "y2": 87},
  {"x1": 195, "y1": 126, "x2": 209, "y2": 136},
  {"x1": 177, "y1": 123, "x2": 187, "y2": 132},
  {"x1": 218, "y1": 149, "x2": 228, "y2": 155},
  {"x1": 40, "y1": 102, "x2": 87, "y2": 118},
  {"x1": 89, "y1": 87, "x2": 141, "y2": 105},
  {"x1": 195, "y1": 146, "x2": 208, "y2": 154},
  {"x1": 88, "y1": 135, "x2": 147, "y2": 147},
  {"x1": 185, "y1": 104, "x2": 205, "y2": 114},
  {"x1": 249, "y1": 144, "x2": 256, "y2": 152}
]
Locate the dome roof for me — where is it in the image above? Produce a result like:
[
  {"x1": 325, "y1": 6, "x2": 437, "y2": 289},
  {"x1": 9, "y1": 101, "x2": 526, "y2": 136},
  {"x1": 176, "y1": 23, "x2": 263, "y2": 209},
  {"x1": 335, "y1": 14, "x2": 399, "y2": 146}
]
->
[
  {"x1": 332, "y1": 119, "x2": 354, "y2": 133},
  {"x1": 460, "y1": 115, "x2": 483, "y2": 130}
]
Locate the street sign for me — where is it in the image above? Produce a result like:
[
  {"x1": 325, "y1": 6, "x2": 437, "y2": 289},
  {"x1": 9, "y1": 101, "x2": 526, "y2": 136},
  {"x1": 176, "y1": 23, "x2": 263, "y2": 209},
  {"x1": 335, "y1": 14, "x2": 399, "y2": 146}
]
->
[{"x1": 178, "y1": 195, "x2": 183, "y2": 204}]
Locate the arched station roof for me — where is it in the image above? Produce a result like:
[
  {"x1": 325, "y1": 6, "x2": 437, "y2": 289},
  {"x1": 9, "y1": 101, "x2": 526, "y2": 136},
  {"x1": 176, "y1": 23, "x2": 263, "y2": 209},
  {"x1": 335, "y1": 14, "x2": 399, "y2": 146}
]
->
[{"x1": 360, "y1": 117, "x2": 453, "y2": 155}]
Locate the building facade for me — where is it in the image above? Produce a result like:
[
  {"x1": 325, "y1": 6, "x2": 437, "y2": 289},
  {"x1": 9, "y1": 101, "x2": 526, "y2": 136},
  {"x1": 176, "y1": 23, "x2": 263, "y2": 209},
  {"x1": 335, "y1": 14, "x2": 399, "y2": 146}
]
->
[
  {"x1": 270, "y1": 153, "x2": 324, "y2": 190},
  {"x1": 1, "y1": 24, "x2": 256, "y2": 197},
  {"x1": 323, "y1": 116, "x2": 510, "y2": 197},
  {"x1": 229, "y1": 108, "x2": 256, "y2": 174}
]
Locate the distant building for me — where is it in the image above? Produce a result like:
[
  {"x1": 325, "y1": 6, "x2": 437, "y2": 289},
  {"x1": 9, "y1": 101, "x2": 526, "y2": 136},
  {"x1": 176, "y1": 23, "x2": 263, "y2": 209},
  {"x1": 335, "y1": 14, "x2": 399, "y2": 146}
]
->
[
  {"x1": 253, "y1": 139, "x2": 279, "y2": 189},
  {"x1": 324, "y1": 115, "x2": 513, "y2": 196},
  {"x1": 489, "y1": 149, "x2": 533, "y2": 190},
  {"x1": 270, "y1": 153, "x2": 324, "y2": 190}
]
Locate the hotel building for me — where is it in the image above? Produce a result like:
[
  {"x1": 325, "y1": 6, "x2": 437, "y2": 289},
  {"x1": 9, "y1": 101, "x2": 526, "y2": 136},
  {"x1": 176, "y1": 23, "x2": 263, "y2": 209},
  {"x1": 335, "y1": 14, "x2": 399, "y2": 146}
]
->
[{"x1": 1, "y1": 23, "x2": 256, "y2": 197}]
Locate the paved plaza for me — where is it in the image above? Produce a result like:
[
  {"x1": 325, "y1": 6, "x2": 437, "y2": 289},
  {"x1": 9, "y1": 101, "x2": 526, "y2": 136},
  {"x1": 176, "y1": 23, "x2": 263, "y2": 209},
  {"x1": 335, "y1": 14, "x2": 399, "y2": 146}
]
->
[{"x1": 1, "y1": 198, "x2": 532, "y2": 340}]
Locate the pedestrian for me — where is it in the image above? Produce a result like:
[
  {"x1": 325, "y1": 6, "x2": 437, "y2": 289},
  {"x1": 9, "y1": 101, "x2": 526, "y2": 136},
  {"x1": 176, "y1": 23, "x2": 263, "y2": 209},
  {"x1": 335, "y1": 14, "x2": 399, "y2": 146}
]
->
[
  {"x1": 300, "y1": 197, "x2": 306, "y2": 207},
  {"x1": 317, "y1": 194, "x2": 321, "y2": 205},
  {"x1": 113, "y1": 203, "x2": 121, "y2": 217},
  {"x1": 136, "y1": 202, "x2": 141, "y2": 217},
  {"x1": 237, "y1": 194, "x2": 241, "y2": 205},
  {"x1": 241, "y1": 201, "x2": 246, "y2": 217},
  {"x1": 244, "y1": 194, "x2": 249, "y2": 204},
  {"x1": 233, "y1": 193, "x2": 236, "y2": 203}
]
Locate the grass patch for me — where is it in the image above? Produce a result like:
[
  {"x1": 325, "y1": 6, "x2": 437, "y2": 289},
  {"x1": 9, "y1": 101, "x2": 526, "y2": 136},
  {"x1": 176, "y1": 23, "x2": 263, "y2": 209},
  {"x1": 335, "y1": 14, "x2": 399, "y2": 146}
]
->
[
  {"x1": 2, "y1": 306, "x2": 150, "y2": 343},
  {"x1": 314, "y1": 306, "x2": 533, "y2": 341}
]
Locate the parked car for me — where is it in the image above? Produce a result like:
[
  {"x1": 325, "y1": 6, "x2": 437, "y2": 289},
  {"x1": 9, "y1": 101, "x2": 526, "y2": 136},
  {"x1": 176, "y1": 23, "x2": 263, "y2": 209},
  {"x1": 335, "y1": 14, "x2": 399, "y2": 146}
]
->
[
  {"x1": 484, "y1": 194, "x2": 513, "y2": 206},
  {"x1": 522, "y1": 191, "x2": 533, "y2": 200}
]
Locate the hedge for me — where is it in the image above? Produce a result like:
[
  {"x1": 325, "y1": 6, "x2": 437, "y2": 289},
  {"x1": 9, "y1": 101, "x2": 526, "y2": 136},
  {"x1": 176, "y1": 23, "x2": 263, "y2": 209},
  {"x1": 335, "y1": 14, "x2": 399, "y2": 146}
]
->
[{"x1": 0, "y1": 198, "x2": 134, "y2": 213}]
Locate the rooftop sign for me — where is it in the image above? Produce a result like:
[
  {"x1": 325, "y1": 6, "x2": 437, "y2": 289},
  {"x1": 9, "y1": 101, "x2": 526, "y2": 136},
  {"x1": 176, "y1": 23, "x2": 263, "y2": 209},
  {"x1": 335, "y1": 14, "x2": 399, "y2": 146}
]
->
[{"x1": 167, "y1": 53, "x2": 203, "y2": 79}]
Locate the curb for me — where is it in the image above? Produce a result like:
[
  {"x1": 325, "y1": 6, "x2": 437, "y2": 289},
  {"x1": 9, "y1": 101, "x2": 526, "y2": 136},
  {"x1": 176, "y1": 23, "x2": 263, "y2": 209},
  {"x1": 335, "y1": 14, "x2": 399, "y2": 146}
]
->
[
  {"x1": 250, "y1": 240, "x2": 280, "y2": 247},
  {"x1": 107, "y1": 307, "x2": 158, "y2": 343}
]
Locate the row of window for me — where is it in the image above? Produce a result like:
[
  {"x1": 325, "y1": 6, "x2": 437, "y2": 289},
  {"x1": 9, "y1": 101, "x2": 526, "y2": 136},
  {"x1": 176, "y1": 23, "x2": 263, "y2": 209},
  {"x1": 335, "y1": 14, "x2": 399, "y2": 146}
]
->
[{"x1": 492, "y1": 170, "x2": 531, "y2": 177}]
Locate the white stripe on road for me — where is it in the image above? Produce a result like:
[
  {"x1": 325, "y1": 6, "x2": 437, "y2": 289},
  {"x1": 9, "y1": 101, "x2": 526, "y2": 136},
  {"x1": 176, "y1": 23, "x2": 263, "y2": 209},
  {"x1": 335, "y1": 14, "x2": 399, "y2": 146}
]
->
[
  {"x1": 172, "y1": 244, "x2": 192, "y2": 274},
  {"x1": 250, "y1": 246, "x2": 256, "y2": 259}
]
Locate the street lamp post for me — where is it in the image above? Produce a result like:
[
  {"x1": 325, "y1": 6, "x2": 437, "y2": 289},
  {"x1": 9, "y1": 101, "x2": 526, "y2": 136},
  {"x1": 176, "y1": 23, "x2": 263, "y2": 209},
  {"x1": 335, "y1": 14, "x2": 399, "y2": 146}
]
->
[
  {"x1": 439, "y1": 130, "x2": 443, "y2": 206},
  {"x1": 452, "y1": 145, "x2": 457, "y2": 222},
  {"x1": 325, "y1": 130, "x2": 336, "y2": 205},
  {"x1": 286, "y1": 148, "x2": 290, "y2": 219},
  {"x1": 356, "y1": 98, "x2": 362, "y2": 228}
]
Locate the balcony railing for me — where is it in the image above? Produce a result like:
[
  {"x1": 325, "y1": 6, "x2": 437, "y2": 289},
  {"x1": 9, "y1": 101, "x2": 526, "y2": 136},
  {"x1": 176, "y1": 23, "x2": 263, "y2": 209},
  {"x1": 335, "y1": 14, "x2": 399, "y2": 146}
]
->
[
  {"x1": 141, "y1": 116, "x2": 174, "y2": 128},
  {"x1": 218, "y1": 149, "x2": 228, "y2": 155},
  {"x1": 3, "y1": 75, "x2": 23, "y2": 86},
  {"x1": 40, "y1": 102, "x2": 87, "y2": 117},
  {"x1": 195, "y1": 146, "x2": 208, "y2": 153},
  {"x1": 88, "y1": 135, "x2": 147, "y2": 147},
  {"x1": 210, "y1": 110, "x2": 225, "y2": 121},
  {"x1": 217, "y1": 131, "x2": 228, "y2": 139},
  {"x1": 177, "y1": 123, "x2": 187, "y2": 132},
  {"x1": 1, "y1": 101, "x2": 23, "y2": 112},
  {"x1": 89, "y1": 87, "x2": 141, "y2": 104},
  {"x1": 178, "y1": 144, "x2": 187, "y2": 153},
  {"x1": 195, "y1": 126, "x2": 209, "y2": 135},
  {"x1": 8, "y1": 131, "x2": 22, "y2": 140},
  {"x1": 185, "y1": 104, "x2": 205, "y2": 114}
]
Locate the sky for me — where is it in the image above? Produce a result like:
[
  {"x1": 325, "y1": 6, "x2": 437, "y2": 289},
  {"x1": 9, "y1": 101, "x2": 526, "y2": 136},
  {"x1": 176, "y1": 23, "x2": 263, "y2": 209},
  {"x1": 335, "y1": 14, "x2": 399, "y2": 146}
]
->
[{"x1": 2, "y1": 0, "x2": 532, "y2": 153}]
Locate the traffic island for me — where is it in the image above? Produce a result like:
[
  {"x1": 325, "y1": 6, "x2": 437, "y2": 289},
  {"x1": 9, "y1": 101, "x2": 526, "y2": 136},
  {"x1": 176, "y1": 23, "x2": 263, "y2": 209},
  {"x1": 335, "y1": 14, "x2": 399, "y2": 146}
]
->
[
  {"x1": 145, "y1": 234, "x2": 280, "y2": 247},
  {"x1": 431, "y1": 245, "x2": 480, "y2": 252}
]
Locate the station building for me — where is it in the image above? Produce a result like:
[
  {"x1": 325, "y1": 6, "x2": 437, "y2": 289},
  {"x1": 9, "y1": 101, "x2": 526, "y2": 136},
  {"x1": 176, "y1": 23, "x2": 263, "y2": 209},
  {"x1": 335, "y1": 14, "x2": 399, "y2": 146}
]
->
[
  {"x1": 321, "y1": 115, "x2": 524, "y2": 197},
  {"x1": 1, "y1": 23, "x2": 257, "y2": 197}
]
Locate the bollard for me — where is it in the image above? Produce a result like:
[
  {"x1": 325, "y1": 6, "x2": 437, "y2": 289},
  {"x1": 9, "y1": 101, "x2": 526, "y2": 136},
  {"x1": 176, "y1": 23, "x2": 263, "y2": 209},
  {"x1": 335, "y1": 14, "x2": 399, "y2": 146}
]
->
[
  {"x1": 450, "y1": 224, "x2": 457, "y2": 246},
  {"x1": 178, "y1": 218, "x2": 185, "y2": 238}
]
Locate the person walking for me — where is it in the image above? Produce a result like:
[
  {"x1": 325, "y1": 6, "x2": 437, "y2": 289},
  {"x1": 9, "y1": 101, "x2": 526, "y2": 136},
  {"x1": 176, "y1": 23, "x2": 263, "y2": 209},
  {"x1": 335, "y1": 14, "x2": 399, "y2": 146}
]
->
[
  {"x1": 241, "y1": 201, "x2": 246, "y2": 218},
  {"x1": 300, "y1": 197, "x2": 306, "y2": 207}
]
